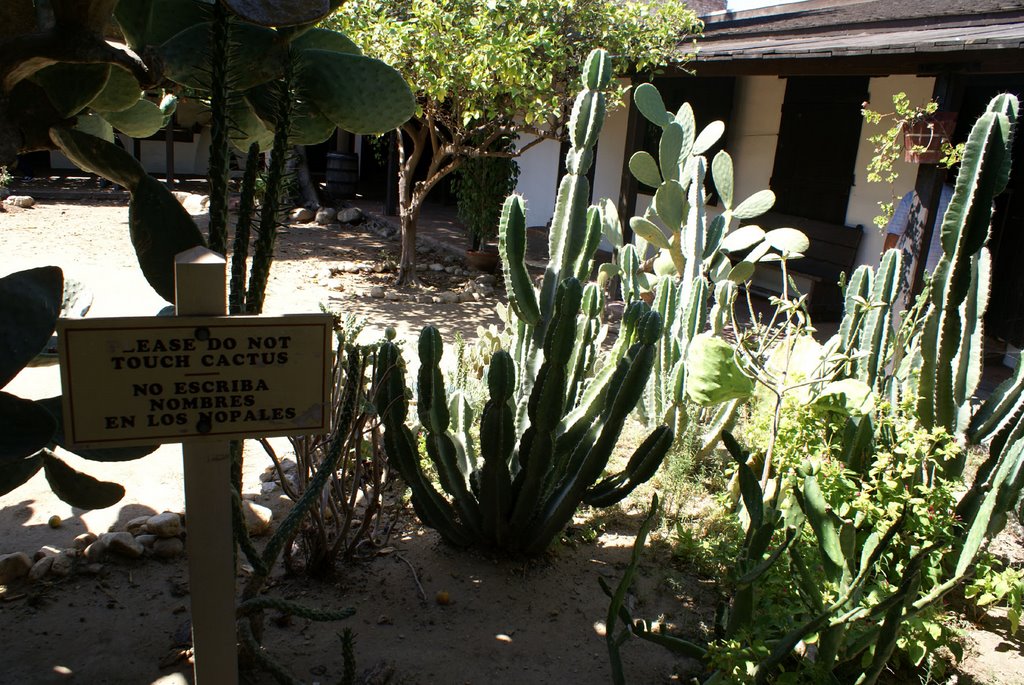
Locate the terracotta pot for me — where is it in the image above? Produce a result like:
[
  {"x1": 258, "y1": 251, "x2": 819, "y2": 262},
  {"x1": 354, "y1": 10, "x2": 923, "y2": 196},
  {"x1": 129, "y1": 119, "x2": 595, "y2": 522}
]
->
[
  {"x1": 465, "y1": 249, "x2": 500, "y2": 273},
  {"x1": 903, "y1": 111, "x2": 957, "y2": 164}
]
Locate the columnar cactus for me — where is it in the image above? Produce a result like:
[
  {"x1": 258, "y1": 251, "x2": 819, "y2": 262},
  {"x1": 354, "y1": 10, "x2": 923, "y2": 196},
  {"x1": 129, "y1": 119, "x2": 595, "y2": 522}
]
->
[{"x1": 373, "y1": 51, "x2": 674, "y2": 554}]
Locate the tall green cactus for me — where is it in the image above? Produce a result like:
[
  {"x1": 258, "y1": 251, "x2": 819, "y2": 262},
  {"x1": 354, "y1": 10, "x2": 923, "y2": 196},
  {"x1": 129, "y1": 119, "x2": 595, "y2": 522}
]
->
[{"x1": 373, "y1": 51, "x2": 674, "y2": 555}]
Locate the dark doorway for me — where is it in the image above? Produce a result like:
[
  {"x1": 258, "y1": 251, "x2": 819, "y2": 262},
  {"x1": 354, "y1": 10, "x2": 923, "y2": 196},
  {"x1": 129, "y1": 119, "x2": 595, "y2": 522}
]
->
[{"x1": 771, "y1": 76, "x2": 869, "y2": 224}]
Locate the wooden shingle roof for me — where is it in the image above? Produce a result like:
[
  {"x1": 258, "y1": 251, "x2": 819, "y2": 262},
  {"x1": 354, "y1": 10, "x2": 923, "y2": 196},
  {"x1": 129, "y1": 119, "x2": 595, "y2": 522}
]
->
[{"x1": 692, "y1": 0, "x2": 1024, "y2": 73}]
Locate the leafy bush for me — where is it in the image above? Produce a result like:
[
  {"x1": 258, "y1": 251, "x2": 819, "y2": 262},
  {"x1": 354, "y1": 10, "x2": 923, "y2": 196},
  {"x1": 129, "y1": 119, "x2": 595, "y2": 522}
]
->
[{"x1": 454, "y1": 136, "x2": 520, "y2": 249}]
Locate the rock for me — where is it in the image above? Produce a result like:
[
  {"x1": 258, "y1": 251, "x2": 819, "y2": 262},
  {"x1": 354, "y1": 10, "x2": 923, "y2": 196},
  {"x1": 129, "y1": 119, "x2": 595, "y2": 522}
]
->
[
  {"x1": 147, "y1": 512, "x2": 182, "y2": 538},
  {"x1": 259, "y1": 470, "x2": 275, "y2": 482},
  {"x1": 29, "y1": 555, "x2": 54, "y2": 581},
  {"x1": 4, "y1": 195, "x2": 35, "y2": 208},
  {"x1": 384, "y1": 291, "x2": 404, "y2": 302},
  {"x1": 135, "y1": 534, "x2": 158, "y2": 549},
  {"x1": 475, "y1": 274, "x2": 497, "y2": 286},
  {"x1": 103, "y1": 532, "x2": 144, "y2": 559},
  {"x1": 336, "y1": 207, "x2": 363, "y2": 224},
  {"x1": 369, "y1": 285, "x2": 386, "y2": 298},
  {"x1": 33, "y1": 545, "x2": 61, "y2": 561},
  {"x1": 73, "y1": 532, "x2": 97, "y2": 551},
  {"x1": 445, "y1": 266, "x2": 457, "y2": 274},
  {"x1": 477, "y1": 285, "x2": 494, "y2": 297},
  {"x1": 429, "y1": 263, "x2": 444, "y2": 272},
  {"x1": 431, "y1": 296, "x2": 443, "y2": 304},
  {"x1": 280, "y1": 458, "x2": 297, "y2": 471},
  {"x1": 152, "y1": 537, "x2": 185, "y2": 559},
  {"x1": 80, "y1": 563, "x2": 104, "y2": 576},
  {"x1": 417, "y1": 295, "x2": 434, "y2": 304},
  {"x1": 124, "y1": 515, "x2": 150, "y2": 535},
  {"x1": 241, "y1": 500, "x2": 273, "y2": 536},
  {"x1": 290, "y1": 207, "x2": 315, "y2": 223},
  {"x1": 0, "y1": 186, "x2": 10, "y2": 200},
  {"x1": 315, "y1": 207, "x2": 337, "y2": 225},
  {"x1": 471, "y1": 292, "x2": 483, "y2": 301},
  {"x1": 84, "y1": 539, "x2": 107, "y2": 562},
  {"x1": 0, "y1": 552, "x2": 32, "y2": 583},
  {"x1": 440, "y1": 292, "x2": 459, "y2": 304},
  {"x1": 458, "y1": 292, "x2": 475, "y2": 303},
  {"x1": 181, "y1": 193, "x2": 209, "y2": 215},
  {"x1": 260, "y1": 481, "x2": 278, "y2": 495},
  {"x1": 50, "y1": 553, "x2": 73, "y2": 578}
]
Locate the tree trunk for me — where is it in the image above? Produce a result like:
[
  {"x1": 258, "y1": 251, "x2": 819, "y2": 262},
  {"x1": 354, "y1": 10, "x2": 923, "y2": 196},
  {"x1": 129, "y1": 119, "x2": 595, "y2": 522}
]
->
[{"x1": 397, "y1": 203, "x2": 421, "y2": 285}]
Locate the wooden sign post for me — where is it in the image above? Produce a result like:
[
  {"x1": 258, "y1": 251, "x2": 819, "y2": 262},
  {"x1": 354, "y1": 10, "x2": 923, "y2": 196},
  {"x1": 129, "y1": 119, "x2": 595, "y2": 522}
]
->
[
  {"x1": 57, "y1": 247, "x2": 332, "y2": 684},
  {"x1": 175, "y1": 247, "x2": 236, "y2": 685}
]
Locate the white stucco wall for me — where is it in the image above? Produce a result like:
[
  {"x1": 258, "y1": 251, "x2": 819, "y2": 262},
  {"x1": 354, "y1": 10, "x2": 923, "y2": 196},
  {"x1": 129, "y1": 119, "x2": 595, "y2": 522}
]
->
[
  {"x1": 514, "y1": 79, "x2": 633, "y2": 228},
  {"x1": 514, "y1": 136, "x2": 561, "y2": 227},
  {"x1": 847, "y1": 74, "x2": 936, "y2": 266},
  {"x1": 50, "y1": 133, "x2": 211, "y2": 177},
  {"x1": 728, "y1": 75, "x2": 786, "y2": 204}
]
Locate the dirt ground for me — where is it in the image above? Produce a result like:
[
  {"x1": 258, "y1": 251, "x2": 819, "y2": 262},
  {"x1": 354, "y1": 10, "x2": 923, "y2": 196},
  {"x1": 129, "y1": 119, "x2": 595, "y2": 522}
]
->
[{"x1": 1, "y1": 198, "x2": 1023, "y2": 684}]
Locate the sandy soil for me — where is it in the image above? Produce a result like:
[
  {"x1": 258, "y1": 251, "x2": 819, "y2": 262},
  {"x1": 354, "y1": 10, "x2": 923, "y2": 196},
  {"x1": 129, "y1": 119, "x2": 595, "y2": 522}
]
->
[{"x1": 1, "y1": 198, "x2": 1022, "y2": 685}]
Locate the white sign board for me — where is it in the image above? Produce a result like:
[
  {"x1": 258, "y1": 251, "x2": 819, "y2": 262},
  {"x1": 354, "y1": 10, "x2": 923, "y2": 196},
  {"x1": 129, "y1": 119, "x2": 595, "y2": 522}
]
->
[{"x1": 57, "y1": 314, "x2": 333, "y2": 447}]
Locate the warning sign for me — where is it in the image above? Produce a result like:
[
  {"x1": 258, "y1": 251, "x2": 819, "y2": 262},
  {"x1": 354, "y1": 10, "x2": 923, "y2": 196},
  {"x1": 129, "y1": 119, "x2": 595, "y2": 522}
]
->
[{"x1": 57, "y1": 314, "x2": 332, "y2": 447}]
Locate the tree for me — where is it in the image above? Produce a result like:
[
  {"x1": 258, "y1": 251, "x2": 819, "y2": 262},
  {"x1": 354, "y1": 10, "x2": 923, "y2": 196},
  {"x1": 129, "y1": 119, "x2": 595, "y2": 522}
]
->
[{"x1": 329, "y1": 0, "x2": 701, "y2": 285}]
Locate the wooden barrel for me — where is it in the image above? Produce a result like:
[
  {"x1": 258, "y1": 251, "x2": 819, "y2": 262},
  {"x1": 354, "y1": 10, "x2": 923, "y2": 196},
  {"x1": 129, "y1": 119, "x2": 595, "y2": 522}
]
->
[{"x1": 325, "y1": 152, "x2": 358, "y2": 199}]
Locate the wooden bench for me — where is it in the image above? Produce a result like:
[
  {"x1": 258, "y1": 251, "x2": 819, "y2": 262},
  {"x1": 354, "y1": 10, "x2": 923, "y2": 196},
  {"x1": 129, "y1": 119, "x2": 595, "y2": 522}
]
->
[{"x1": 748, "y1": 212, "x2": 864, "y2": 321}]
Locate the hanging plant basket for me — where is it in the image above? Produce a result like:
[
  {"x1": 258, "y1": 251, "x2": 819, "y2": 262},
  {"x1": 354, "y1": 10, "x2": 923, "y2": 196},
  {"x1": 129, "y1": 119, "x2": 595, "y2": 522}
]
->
[{"x1": 903, "y1": 111, "x2": 957, "y2": 164}]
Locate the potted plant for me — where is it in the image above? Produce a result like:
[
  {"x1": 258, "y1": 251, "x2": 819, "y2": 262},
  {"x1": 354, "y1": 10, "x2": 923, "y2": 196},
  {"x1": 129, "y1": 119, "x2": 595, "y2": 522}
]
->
[
  {"x1": 862, "y1": 93, "x2": 964, "y2": 228},
  {"x1": 454, "y1": 135, "x2": 519, "y2": 272}
]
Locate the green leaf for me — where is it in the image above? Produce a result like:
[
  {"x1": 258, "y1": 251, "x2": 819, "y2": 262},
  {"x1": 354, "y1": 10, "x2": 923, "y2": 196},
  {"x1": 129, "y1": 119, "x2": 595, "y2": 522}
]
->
[
  {"x1": 727, "y1": 261, "x2": 755, "y2": 284},
  {"x1": 102, "y1": 98, "x2": 168, "y2": 138},
  {"x1": 812, "y1": 380, "x2": 875, "y2": 417},
  {"x1": 30, "y1": 63, "x2": 110, "y2": 118},
  {"x1": 733, "y1": 189, "x2": 776, "y2": 220},
  {"x1": 685, "y1": 334, "x2": 755, "y2": 405},
  {"x1": 128, "y1": 175, "x2": 207, "y2": 302},
  {"x1": 633, "y1": 83, "x2": 672, "y2": 126},
  {"x1": 712, "y1": 150, "x2": 734, "y2": 209},
  {"x1": 720, "y1": 225, "x2": 765, "y2": 254},
  {"x1": 50, "y1": 125, "x2": 147, "y2": 190},
  {"x1": 0, "y1": 455, "x2": 44, "y2": 497},
  {"x1": 43, "y1": 453, "x2": 126, "y2": 510},
  {"x1": 160, "y1": 22, "x2": 286, "y2": 92},
  {"x1": 229, "y1": 95, "x2": 274, "y2": 152},
  {"x1": 0, "y1": 393, "x2": 56, "y2": 462},
  {"x1": 73, "y1": 113, "x2": 115, "y2": 143},
  {"x1": 659, "y1": 121, "x2": 684, "y2": 183},
  {"x1": 628, "y1": 151, "x2": 662, "y2": 188},
  {"x1": 0, "y1": 266, "x2": 63, "y2": 388},
  {"x1": 653, "y1": 181, "x2": 686, "y2": 232},
  {"x1": 692, "y1": 120, "x2": 725, "y2": 156},
  {"x1": 87, "y1": 66, "x2": 142, "y2": 113},
  {"x1": 764, "y1": 227, "x2": 810, "y2": 256},
  {"x1": 294, "y1": 50, "x2": 415, "y2": 135},
  {"x1": 114, "y1": 0, "x2": 210, "y2": 50},
  {"x1": 290, "y1": 28, "x2": 362, "y2": 55},
  {"x1": 630, "y1": 217, "x2": 670, "y2": 251}
]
